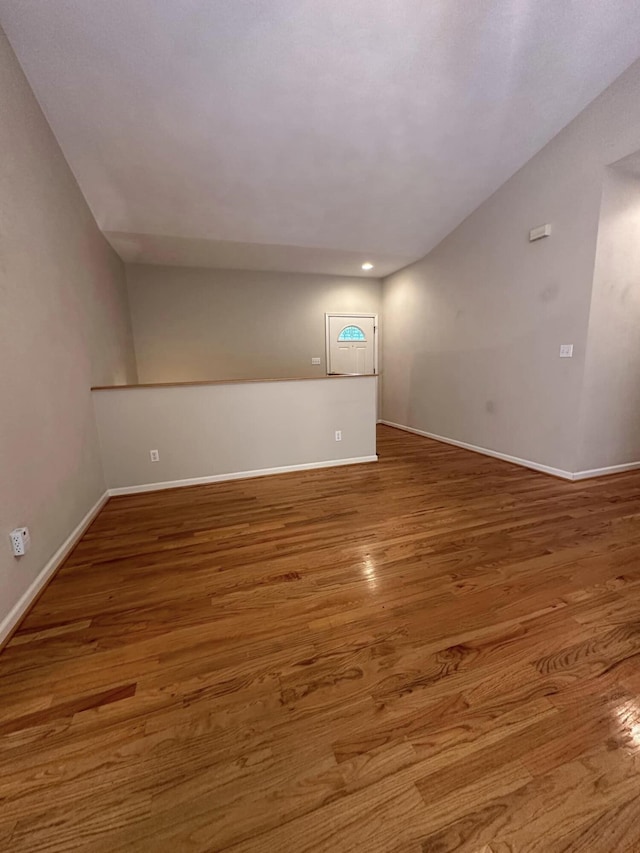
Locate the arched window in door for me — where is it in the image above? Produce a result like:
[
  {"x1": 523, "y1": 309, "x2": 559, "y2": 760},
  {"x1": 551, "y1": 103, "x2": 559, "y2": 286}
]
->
[{"x1": 337, "y1": 325, "x2": 366, "y2": 342}]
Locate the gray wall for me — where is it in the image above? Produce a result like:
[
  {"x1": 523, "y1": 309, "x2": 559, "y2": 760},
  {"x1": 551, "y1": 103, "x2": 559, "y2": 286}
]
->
[
  {"x1": 0, "y1": 28, "x2": 137, "y2": 634},
  {"x1": 93, "y1": 377, "x2": 377, "y2": 490},
  {"x1": 577, "y1": 165, "x2": 640, "y2": 470},
  {"x1": 382, "y1": 57, "x2": 640, "y2": 474},
  {"x1": 126, "y1": 264, "x2": 382, "y2": 383}
]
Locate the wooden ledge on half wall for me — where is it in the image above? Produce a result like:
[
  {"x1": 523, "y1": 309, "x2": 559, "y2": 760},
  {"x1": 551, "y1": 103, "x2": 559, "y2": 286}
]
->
[{"x1": 91, "y1": 374, "x2": 378, "y2": 391}]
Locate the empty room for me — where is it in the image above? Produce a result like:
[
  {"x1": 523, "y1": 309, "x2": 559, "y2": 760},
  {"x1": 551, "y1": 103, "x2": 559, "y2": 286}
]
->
[{"x1": 3, "y1": 2, "x2": 640, "y2": 850}]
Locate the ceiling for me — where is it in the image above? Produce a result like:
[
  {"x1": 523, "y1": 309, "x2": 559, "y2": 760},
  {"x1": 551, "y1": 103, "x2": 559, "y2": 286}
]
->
[{"x1": 2, "y1": 1, "x2": 640, "y2": 278}]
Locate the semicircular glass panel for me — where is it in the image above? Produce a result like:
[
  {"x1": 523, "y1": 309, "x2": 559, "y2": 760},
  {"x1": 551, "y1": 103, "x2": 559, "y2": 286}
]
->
[{"x1": 337, "y1": 325, "x2": 366, "y2": 342}]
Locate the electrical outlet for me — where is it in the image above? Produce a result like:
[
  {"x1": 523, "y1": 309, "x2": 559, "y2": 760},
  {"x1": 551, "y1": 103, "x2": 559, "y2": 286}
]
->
[
  {"x1": 150, "y1": 449, "x2": 160, "y2": 462},
  {"x1": 10, "y1": 527, "x2": 30, "y2": 557},
  {"x1": 335, "y1": 430, "x2": 342, "y2": 442},
  {"x1": 311, "y1": 357, "x2": 321, "y2": 365},
  {"x1": 559, "y1": 344, "x2": 574, "y2": 358}
]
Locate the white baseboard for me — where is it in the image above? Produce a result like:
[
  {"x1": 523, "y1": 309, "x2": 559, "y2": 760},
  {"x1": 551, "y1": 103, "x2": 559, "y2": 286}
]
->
[
  {"x1": 379, "y1": 420, "x2": 575, "y2": 479},
  {"x1": 380, "y1": 420, "x2": 640, "y2": 482},
  {"x1": 572, "y1": 460, "x2": 640, "y2": 481},
  {"x1": 0, "y1": 491, "x2": 109, "y2": 648},
  {"x1": 108, "y1": 455, "x2": 379, "y2": 496}
]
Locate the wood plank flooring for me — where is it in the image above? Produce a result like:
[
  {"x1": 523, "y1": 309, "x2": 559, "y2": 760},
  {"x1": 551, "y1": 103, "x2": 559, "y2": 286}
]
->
[{"x1": 3, "y1": 425, "x2": 640, "y2": 851}]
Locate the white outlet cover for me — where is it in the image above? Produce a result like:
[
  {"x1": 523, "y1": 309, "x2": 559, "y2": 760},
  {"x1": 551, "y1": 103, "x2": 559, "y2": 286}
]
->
[
  {"x1": 559, "y1": 344, "x2": 574, "y2": 358},
  {"x1": 10, "y1": 527, "x2": 30, "y2": 556},
  {"x1": 335, "y1": 430, "x2": 342, "y2": 441},
  {"x1": 311, "y1": 357, "x2": 321, "y2": 365},
  {"x1": 150, "y1": 449, "x2": 160, "y2": 461}
]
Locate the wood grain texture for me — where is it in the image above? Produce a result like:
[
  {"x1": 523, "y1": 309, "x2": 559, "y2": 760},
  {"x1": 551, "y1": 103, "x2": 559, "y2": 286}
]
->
[
  {"x1": 91, "y1": 373, "x2": 372, "y2": 391},
  {"x1": 3, "y1": 424, "x2": 640, "y2": 851}
]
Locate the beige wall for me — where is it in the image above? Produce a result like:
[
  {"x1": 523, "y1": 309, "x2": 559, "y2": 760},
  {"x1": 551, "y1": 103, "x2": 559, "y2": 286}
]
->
[
  {"x1": 577, "y1": 165, "x2": 640, "y2": 470},
  {"x1": 0, "y1": 28, "x2": 137, "y2": 637},
  {"x1": 125, "y1": 264, "x2": 382, "y2": 383},
  {"x1": 382, "y1": 57, "x2": 640, "y2": 475},
  {"x1": 93, "y1": 377, "x2": 377, "y2": 490}
]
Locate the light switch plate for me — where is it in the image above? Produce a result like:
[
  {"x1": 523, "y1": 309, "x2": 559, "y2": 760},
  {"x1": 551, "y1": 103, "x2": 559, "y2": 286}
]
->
[
  {"x1": 529, "y1": 223, "x2": 552, "y2": 242},
  {"x1": 559, "y1": 344, "x2": 574, "y2": 358}
]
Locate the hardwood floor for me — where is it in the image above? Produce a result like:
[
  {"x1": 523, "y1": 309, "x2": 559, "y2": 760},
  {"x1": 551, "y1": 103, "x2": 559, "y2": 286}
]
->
[{"x1": 3, "y1": 424, "x2": 640, "y2": 851}]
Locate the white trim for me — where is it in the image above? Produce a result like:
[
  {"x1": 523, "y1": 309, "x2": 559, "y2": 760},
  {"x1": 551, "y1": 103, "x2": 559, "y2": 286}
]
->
[
  {"x1": 0, "y1": 491, "x2": 109, "y2": 647},
  {"x1": 572, "y1": 461, "x2": 640, "y2": 481},
  {"x1": 379, "y1": 420, "x2": 574, "y2": 480},
  {"x1": 325, "y1": 312, "x2": 379, "y2": 376},
  {"x1": 380, "y1": 420, "x2": 640, "y2": 481},
  {"x1": 108, "y1": 455, "x2": 379, "y2": 496}
]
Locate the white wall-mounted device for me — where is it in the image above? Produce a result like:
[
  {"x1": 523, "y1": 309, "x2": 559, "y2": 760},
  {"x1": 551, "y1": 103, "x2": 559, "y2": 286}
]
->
[
  {"x1": 529, "y1": 224, "x2": 552, "y2": 242},
  {"x1": 10, "y1": 527, "x2": 31, "y2": 557},
  {"x1": 559, "y1": 344, "x2": 574, "y2": 358}
]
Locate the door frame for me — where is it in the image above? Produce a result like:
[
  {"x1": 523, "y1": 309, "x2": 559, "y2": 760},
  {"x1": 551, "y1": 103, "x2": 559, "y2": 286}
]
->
[{"x1": 325, "y1": 313, "x2": 379, "y2": 375}]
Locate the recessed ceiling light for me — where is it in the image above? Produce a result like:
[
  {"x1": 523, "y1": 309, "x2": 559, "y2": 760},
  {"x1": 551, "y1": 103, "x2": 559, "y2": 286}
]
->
[{"x1": 361, "y1": 262, "x2": 374, "y2": 270}]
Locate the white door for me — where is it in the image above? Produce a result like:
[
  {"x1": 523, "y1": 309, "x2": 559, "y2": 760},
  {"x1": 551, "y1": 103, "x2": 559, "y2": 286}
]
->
[{"x1": 327, "y1": 315, "x2": 376, "y2": 375}]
